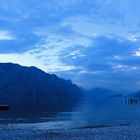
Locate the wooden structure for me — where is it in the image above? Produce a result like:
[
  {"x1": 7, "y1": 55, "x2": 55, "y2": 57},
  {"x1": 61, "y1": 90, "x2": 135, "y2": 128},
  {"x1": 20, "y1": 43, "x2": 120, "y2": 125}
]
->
[{"x1": 125, "y1": 97, "x2": 140, "y2": 105}]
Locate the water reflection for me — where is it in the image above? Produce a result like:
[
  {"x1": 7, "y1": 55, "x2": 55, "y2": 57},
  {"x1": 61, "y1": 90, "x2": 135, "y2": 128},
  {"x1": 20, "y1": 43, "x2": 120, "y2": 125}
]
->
[
  {"x1": 1, "y1": 96, "x2": 140, "y2": 129},
  {"x1": 69, "y1": 96, "x2": 140, "y2": 128}
]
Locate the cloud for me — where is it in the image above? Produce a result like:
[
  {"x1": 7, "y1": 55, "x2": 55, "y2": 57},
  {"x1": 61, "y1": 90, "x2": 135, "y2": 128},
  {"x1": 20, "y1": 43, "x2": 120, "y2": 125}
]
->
[
  {"x1": 0, "y1": 29, "x2": 39, "y2": 53},
  {"x1": 0, "y1": 0, "x2": 140, "y2": 91},
  {"x1": 58, "y1": 35, "x2": 140, "y2": 91},
  {"x1": 133, "y1": 48, "x2": 140, "y2": 56},
  {"x1": 61, "y1": 15, "x2": 131, "y2": 40},
  {"x1": 29, "y1": 27, "x2": 92, "y2": 72},
  {"x1": 0, "y1": 30, "x2": 16, "y2": 40},
  {"x1": 0, "y1": 27, "x2": 92, "y2": 72},
  {"x1": 60, "y1": 35, "x2": 137, "y2": 68}
]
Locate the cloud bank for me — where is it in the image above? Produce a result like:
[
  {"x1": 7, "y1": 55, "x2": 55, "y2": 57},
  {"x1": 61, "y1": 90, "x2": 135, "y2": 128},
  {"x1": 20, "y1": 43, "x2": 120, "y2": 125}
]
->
[{"x1": 0, "y1": 0, "x2": 140, "y2": 91}]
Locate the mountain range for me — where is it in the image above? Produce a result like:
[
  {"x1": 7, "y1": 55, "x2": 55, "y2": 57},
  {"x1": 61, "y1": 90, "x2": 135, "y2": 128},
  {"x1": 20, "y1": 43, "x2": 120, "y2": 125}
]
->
[
  {"x1": 0, "y1": 62, "x2": 139, "y2": 117},
  {"x1": 127, "y1": 90, "x2": 140, "y2": 97},
  {"x1": 0, "y1": 63, "x2": 82, "y2": 116}
]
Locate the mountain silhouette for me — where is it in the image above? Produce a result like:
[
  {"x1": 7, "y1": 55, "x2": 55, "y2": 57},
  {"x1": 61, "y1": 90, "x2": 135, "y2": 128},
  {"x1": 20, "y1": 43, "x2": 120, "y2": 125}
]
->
[
  {"x1": 0, "y1": 63, "x2": 82, "y2": 116},
  {"x1": 128, "y1": 90, "x2": 140, "y2": 97},
  {"x1": 87, "y1": 87, "x2": 116, "y2": 98}
]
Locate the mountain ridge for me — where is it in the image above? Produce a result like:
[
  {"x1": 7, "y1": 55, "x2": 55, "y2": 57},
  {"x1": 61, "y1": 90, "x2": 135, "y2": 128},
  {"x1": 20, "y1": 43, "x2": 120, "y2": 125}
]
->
[{"x1": 0, "y1": 62, "x2": 82, "y2": 116}]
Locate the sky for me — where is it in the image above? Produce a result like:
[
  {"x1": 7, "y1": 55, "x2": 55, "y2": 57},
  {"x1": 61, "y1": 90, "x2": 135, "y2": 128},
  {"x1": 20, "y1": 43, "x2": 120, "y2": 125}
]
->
[{"x1": 0, "y1": 0, "x2": 140, "y2": 92}]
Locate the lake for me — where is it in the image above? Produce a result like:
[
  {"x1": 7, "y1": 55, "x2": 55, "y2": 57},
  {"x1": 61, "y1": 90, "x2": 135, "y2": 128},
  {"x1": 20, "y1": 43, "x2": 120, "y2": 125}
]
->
[{"x1": 1, "y1": 96, "x2": 140, "y2": 130}]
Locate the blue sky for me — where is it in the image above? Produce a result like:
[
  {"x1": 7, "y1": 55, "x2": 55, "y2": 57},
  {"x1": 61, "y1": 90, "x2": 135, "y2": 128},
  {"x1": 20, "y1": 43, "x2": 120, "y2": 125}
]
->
[{"x1": 0, "y1": 0, "x2": 140, "y2": 91}]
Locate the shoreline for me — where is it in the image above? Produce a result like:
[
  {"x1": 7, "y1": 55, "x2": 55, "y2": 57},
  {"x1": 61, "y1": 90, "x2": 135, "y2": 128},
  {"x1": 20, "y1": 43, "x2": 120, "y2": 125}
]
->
[{"x1": 0, "y1": 124, "x2": 140, "y2": 140}]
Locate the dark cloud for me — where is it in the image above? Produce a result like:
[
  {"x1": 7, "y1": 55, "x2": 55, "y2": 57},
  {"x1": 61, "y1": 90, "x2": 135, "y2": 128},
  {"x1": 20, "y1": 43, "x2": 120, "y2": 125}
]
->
[
  {"x1": 59, "y1": 36, "x2": 140, "y2": 91},
  {"x1": 61, "y1": 36, "x2": 137, "y2": 70},
  {"x1": 0, "y1": 32, "x2": 38, "y2": 53}
]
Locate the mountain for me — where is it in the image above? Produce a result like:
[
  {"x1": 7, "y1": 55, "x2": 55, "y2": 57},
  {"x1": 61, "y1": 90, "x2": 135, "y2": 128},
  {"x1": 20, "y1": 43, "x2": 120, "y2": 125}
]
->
[
  {"x1": 127, "y1": 90, "x2": 140, "y2": 97},
  {"x1": 0, "y1": 63, "x2": 82, "y2": 116},
  {"x1": 87, "y1": 87, "x2": 117, "y2": 98}
]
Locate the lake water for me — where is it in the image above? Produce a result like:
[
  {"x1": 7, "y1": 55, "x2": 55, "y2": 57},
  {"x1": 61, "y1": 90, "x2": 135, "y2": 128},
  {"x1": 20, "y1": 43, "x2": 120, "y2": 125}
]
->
[{"x1": 1, "y1": 96, "x2": 140, "y2": 130}]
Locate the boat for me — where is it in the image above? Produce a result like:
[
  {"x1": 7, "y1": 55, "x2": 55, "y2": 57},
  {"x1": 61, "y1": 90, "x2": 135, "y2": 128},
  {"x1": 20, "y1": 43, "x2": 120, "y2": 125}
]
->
[{"x1": 0, "y1": 105, "x2": 9, "y2": 110}]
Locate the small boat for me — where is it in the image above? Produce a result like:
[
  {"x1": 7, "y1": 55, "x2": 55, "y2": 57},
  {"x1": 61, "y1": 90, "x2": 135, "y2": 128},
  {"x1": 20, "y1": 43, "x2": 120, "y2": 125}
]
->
[{"x1": 0, "y1": 105, "x2": 9, "y2": 110}]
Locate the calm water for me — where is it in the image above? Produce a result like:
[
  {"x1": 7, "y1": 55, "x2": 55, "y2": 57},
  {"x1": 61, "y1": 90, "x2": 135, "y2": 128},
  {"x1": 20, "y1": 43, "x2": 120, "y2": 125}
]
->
[
  {"x1": 1, "y1": 96, "x2": 140, "y2": 130},
  {"x1": 54, "y1": 97, "x2": 140, "y2": 128}
]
